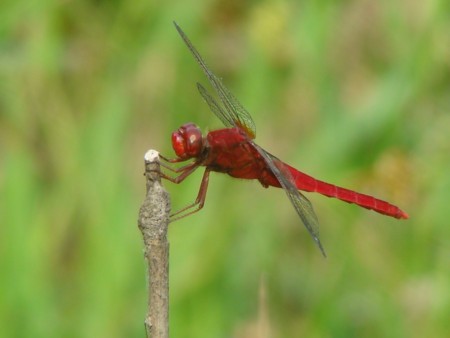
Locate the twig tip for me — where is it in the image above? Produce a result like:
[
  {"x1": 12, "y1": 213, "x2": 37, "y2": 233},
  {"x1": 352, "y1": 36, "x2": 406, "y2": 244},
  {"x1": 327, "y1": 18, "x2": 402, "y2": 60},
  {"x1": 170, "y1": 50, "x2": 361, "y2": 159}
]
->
[{"x1": 145, "y1": 149, "x2": 160, "y2": 162}]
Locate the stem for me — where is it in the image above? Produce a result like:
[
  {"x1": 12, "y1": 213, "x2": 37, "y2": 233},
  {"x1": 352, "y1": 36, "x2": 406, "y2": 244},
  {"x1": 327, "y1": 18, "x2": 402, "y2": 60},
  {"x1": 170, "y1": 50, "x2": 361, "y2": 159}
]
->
[{"x1": 138, "y1": 150, "x2": 171, "y2": 338}]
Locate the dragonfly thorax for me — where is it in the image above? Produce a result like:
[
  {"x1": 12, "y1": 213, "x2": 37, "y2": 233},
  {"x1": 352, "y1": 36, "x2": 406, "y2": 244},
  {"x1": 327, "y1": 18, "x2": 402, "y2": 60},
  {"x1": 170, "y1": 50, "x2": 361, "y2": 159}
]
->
[{"x1": 172, "y1": 123, "x2": 204, "y2": 159}]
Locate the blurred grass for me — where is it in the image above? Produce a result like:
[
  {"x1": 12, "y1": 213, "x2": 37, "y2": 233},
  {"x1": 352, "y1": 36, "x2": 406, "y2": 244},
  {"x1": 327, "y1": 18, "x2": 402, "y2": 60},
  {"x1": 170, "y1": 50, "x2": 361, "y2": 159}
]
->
[{"x1": 1, "y1": 0, "x2": 449, "y2": 337}]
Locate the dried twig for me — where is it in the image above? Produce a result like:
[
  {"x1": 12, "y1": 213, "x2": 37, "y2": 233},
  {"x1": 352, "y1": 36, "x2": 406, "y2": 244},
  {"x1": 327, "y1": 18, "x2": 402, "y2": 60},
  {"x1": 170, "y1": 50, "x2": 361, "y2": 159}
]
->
[{"x1": 138, "y1": 150, "x2": 171, "y2": 338}]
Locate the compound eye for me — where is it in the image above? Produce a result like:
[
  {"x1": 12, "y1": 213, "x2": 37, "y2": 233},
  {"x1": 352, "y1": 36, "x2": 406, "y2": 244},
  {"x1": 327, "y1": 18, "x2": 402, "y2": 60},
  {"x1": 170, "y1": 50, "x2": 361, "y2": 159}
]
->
[
  {"x1": 185, "y1": 125, "x2": 203, "y2": 157},
  {"x1": 171, "y1": 123, "x2": 203, "y2": 159},
  {"x1": 172, "y1": 132, "x2": 187, "y2": 158}
]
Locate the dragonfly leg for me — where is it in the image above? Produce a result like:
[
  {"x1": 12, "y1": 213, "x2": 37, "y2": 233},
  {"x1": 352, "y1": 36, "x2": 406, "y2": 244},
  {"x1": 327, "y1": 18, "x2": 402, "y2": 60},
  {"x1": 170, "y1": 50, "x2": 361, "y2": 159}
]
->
[
  {"x1": 159, "y1": 154, "x2": 190, "y2": 164},
  {"x1": 158, "y1": 161, "x2": 200, "y2": 184},
  {"x1": 170, "y1": 168, "x2": 211, "y2": 221},
  {"x1": 160, "y1": 160, "x2": 198, "y2": 175},
  {"x1": 148, "y1": 154, "x2": 200, "y2": 183}
]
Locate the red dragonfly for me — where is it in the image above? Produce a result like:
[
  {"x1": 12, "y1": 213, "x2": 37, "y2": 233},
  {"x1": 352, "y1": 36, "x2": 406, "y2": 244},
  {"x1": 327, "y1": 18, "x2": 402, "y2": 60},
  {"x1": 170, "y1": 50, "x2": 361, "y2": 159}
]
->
[{"x1": 160, "y1": 22, "x2": 408, "y2": 256}]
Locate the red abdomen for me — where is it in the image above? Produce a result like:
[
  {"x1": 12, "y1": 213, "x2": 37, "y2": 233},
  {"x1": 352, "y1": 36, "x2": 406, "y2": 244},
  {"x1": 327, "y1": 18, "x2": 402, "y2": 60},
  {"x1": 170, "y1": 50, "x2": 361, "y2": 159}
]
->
[{"x1": 263, "y1": 163, "x2": 408, "y2": 219}]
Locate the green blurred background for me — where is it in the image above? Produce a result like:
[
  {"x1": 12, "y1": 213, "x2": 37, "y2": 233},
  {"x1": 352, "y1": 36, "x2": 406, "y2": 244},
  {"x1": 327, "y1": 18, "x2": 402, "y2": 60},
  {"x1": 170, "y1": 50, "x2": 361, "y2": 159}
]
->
[{"x1": 1, "y1": 0, "x2": 449, "y2": 337}]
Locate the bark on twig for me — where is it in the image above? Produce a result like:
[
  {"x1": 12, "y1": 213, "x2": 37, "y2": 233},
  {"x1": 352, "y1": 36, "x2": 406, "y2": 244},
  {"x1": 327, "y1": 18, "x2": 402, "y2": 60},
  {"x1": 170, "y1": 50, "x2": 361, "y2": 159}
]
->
[{"x1": 138, "y1": 150, "x2": 171, "y2": 338}]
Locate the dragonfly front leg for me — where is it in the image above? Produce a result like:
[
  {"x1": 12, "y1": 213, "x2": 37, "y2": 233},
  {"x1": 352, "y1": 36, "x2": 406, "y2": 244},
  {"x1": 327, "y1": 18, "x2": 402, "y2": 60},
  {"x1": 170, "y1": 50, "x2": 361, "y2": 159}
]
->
[
  {"x1": 159, "y1": 154, "x2": 191, "y2": 164},
  {"x1": 170, "y1": 168, "x2": 211, "y2": 221}
]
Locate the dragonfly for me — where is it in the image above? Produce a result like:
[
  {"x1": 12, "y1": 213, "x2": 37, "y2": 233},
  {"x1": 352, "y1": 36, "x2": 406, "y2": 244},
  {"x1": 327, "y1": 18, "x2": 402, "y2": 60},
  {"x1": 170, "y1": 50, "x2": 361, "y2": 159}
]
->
[{"x1": 159, "y1": 22, "x2": 408, "y2": 256}]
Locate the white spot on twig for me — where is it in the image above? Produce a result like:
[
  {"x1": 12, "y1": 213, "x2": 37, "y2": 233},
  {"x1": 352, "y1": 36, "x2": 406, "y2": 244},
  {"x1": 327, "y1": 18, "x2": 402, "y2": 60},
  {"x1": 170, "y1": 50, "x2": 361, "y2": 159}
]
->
[{"x1": 145, "y1": 149, "x2": 160, "y2": 162}]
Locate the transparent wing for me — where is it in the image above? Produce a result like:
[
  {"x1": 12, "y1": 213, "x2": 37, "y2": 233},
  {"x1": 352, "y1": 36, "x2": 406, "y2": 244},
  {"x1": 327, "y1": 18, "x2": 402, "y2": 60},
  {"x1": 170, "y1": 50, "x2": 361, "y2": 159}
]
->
[
  {"x1": 197, "y1": 83, "x2": 232, "y2": 129},
  {"x1": 251, "y1": 142, "x2": 326, "y2": 257},
  {"x1": 174, "y1": 21, "x2": 256, "y2": 139}
]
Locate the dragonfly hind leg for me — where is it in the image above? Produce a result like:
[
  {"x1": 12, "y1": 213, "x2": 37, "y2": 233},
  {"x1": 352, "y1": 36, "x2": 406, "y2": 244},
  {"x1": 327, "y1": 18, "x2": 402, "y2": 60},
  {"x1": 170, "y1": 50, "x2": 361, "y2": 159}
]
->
[{"x1": 170, "y1": 168, "x2": 211, "y2": 222}]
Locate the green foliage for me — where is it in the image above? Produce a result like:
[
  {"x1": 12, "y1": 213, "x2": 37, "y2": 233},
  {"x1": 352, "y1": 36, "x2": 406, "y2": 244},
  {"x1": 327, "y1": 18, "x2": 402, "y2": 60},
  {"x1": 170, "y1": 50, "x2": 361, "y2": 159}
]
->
[{"x1": 1, "y1": 0, "x2": 449, "y2": 337}]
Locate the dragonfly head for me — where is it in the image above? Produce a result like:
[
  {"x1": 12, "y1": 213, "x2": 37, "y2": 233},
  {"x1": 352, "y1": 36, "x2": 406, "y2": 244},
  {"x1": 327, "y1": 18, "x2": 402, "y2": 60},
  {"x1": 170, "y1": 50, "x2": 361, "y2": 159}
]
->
[{"x1": 172, "y1": 123, "x2": 204, "y2": 159}]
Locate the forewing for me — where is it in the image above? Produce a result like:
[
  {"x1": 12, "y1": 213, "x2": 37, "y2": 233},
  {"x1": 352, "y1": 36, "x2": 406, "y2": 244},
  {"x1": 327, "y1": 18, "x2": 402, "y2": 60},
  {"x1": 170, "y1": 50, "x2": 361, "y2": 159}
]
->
[
  {"x1": 174, "y1": 22, "x2": 256, "y2": 139},
  {"x1": 197, "y1": 83, "x2": 233, "y2": 129},
  {"x1": 252, "y1": 143, "x2": 326, "y2": 257}
]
